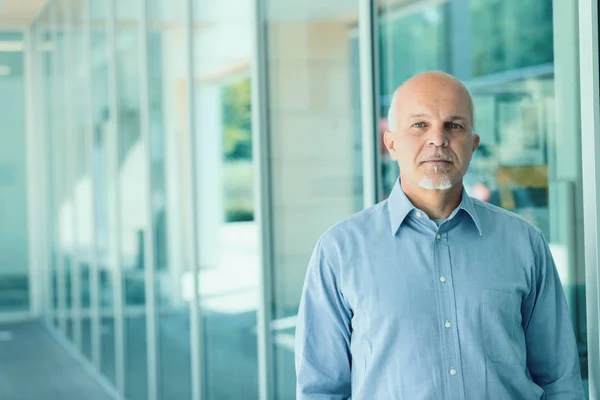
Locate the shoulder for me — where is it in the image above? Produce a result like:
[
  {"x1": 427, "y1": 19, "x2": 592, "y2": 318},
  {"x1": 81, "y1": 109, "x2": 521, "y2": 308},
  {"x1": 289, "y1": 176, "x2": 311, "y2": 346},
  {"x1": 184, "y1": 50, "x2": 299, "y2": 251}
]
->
[
  {"x1": 470, "y1": 197, "x2": 545, "y2": 241},
  {"x1": 317, "y1": 200, "x2": 389, "y2": 251}
]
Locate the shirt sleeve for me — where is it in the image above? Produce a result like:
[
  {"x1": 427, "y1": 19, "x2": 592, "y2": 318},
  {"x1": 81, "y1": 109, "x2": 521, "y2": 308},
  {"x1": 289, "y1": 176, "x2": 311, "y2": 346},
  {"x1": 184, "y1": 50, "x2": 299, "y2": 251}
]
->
[
  {"x1": 295, "y1": 235, "x2": 352, "y2": 399},
  {"x1": 522, "y1": 233, "x2": 585, "y2": 399}
]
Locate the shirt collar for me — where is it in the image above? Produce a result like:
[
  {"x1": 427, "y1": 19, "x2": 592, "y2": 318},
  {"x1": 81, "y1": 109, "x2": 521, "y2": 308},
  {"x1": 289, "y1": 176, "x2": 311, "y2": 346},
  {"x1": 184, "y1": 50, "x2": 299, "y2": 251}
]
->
[{"x1": 387, "y1": 179, "x2": 483, "y2": 236}]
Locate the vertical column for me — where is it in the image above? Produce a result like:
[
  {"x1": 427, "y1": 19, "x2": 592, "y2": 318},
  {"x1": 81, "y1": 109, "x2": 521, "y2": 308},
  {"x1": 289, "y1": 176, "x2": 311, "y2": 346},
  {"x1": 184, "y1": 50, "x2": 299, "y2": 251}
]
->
[
  {"x1": 252, "y1": 0, "x2": 274, "y2": 398},
  {"x1": 550, "y1": 0, "x2": 583, "y2": 322},
  {"x1": 184, "y1": 1, "x2": 203, "y2": 398},
  {"x1": 359, "y1": 0, "x2": 381, "y2": 207},
  {"x1": 83, "y1": 0, "x2": 102, "y2": 369},
  {"x1": 63, "y1": 0, "x2": 83, "y2": 352},
  {"x1": 24, "y1": 25, "x2": 44, "y2": 317},
  {"x1": 51, "y1": 0, "x2": 67, "y2": 335},
  {"x1": 579, "y1": 0, "x2": 600, "y2": 396},
  {"x1": 40, "y1": 17, "x2": 54, "y2": 321}
]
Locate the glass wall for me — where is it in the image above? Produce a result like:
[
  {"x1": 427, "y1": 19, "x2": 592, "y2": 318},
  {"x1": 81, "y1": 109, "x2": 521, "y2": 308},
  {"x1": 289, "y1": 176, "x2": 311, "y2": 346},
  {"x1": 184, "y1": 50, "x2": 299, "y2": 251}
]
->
[
  {"x1": 35, "y1": 0, "x2": 262, "y2": 399},
  {"x1": 0, "y1": 31, "x2": 29, "y2": 313},
  {"x1": 113, "y1": 1, "x2": 150, "y2": 399},
  {"x1": 70, "y1": 0, "x2": 93, "y2": 361},
  {"x1": 375, "y1": 0, "x2": 588, "y2": 394},
  {"x1": 29, "y1": 0, "x2": 596, "y2": 399},
  {"x1": 148, "y1": 0, "x2": 193, "y2": 399}
]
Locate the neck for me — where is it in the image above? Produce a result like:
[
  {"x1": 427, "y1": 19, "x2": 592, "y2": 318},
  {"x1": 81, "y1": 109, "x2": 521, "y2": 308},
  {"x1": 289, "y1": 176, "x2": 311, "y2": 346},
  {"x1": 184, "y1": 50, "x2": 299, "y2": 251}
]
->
[{"x1": 400, "y1": 178, "x2": 463, "y2": 219}]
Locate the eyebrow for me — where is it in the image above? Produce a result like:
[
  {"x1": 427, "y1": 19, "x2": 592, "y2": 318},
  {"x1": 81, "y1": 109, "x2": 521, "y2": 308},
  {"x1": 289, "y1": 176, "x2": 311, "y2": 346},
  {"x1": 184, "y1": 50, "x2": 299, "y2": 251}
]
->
[{"x1": 409, "y1": 114, "x2": 470, "y2": 123}]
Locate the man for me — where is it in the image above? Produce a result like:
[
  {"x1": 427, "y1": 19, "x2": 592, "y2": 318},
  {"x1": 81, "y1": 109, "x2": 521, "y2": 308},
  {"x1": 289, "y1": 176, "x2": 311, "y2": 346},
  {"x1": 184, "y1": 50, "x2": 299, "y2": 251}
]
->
[{"x1": 295, "y1": 71, "x2": 584, "y2": 399}]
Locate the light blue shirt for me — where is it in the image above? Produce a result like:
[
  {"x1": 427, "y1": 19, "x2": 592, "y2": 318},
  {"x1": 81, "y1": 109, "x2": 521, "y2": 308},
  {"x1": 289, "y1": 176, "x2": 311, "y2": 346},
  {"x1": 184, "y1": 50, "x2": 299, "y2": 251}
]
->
[{"x1": 295, "y1": 180, "x2": 584, "y2": 399}]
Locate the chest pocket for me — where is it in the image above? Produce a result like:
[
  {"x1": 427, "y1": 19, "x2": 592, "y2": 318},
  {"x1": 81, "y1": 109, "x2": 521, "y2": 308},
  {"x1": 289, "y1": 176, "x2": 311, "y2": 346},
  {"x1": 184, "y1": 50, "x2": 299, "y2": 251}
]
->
[{"x1": 482, "y1": 289, "x2": 525, "y2": 365}]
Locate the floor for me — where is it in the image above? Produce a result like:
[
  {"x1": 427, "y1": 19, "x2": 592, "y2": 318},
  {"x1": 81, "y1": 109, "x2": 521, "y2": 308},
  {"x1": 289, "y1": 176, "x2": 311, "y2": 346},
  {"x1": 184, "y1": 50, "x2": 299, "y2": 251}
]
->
[{"x1": 0, "y1": 320, "x2": 117, "y2": 400}]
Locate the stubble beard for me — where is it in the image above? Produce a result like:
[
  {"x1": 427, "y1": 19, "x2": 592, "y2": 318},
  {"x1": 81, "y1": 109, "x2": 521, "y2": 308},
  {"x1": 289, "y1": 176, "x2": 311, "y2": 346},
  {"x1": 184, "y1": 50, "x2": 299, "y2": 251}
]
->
[
  {"x1": 418, "y1": 164, "x2": 454, "y2": 190},
  {"x1": 418, "y1": 176, "x2": 453, "y2": 190}
]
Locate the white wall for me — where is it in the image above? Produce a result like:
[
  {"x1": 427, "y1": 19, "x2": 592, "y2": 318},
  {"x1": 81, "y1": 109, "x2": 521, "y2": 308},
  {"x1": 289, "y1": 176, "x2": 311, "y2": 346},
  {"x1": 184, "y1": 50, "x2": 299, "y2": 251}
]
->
[{"x1": 267, "y1": 20, "x2": 359, "y2": 313}]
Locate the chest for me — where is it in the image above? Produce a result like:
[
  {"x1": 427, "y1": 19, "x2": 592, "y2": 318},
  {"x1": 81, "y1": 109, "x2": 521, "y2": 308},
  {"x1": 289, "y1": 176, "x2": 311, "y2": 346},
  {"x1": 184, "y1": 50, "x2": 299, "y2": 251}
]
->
[{"x1": 341, "y1": 231, "x2": 531, "y2": 337}]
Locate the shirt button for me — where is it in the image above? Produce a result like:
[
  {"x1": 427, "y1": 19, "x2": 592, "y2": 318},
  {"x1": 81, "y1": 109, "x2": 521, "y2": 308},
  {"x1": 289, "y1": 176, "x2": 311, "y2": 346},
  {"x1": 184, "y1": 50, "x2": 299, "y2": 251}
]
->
[
  {"x1": 445, "y1": 321, "x2": 451, "y2": 329},
  {"x1": 450, "y1": 368, "x2": 457, "y2": 376},
  {"x1": 416, "y1": 211, "x2": 422, "y2": 217},
  {"x1": 440, "y1": 276, "x2": 446, "y2": 283},
  {"x1": 436, "y1": 234, "x2": 441, "y2": 240}
]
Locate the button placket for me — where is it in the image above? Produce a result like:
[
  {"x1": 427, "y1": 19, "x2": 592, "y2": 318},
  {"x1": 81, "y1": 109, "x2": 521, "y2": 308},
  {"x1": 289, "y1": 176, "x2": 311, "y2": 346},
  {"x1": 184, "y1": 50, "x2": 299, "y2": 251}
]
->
[{"x1": 433, "y1": 229, "x2": 464, "y2": 396}]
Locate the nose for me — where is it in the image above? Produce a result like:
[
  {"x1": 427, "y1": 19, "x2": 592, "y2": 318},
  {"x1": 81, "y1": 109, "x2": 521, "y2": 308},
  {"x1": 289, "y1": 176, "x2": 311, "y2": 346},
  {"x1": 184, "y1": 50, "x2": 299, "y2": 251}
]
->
[{"x1": 428, "y1": 124, "x2": 449, "y2": 147}]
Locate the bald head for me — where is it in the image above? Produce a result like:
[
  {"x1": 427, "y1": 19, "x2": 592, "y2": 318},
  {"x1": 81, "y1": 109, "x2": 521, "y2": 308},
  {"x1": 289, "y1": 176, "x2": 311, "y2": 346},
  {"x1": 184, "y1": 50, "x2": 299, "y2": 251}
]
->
[{"x1": 387, "y1": 71, "x2": 474, "y2": 132}]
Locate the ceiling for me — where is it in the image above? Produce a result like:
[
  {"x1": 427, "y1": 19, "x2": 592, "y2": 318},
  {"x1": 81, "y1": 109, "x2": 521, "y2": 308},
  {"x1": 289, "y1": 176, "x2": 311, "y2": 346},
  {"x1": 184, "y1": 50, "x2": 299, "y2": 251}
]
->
[{"x1": 0, "y1": 0, "x2": 46, "y2": 28}]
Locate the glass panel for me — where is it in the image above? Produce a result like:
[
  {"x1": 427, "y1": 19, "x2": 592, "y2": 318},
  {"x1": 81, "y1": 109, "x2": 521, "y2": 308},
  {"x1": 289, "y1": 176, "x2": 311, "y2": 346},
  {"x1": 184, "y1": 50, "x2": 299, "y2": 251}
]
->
[
  {"x1": 68, "y1": 0, "x2": 93, "y2": 360},
  {"x1": 377, "y1": 0, "x2": 587, "y2": 395},
  {"x1": 56, "y1": 0, "x2": 82, "y2": 350},
  {"x1": 264, "y1": 0, "x2": 364, "y2": 397},
  {"x1": 54, "y1": 6, "x2": 70, "y2": 337},
  {"x1": 192, "y1": 1, "x2": 260, "y2": 398},
  {"x1": 90, "y1": 0, "x2": 116, "y2": 384},
  {"x1": 147, "y1": 0, "x2": 193, "y2": 399},
  {"x1": 114, "y1": 1, "x2": 148, "y2": 399},
  {"x1": 0, "y1": 31, "x2": 29, "y2": 313}
]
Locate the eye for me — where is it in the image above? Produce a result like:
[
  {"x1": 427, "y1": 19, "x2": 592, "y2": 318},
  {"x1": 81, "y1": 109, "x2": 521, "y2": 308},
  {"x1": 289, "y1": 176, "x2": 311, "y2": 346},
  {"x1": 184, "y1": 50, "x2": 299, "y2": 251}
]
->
[
  {"x1": 446, "y1": 122, "x2": 463, "y2": 130},
  {"x1": 412, "y1": 122, "x2": 426, "y2": 128}
]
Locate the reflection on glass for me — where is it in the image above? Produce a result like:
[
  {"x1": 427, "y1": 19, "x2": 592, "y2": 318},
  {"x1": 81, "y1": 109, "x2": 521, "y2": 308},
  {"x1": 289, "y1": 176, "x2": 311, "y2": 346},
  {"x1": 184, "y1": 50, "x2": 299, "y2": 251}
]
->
[
  {"x1": 193, "y1": 1, "x2": 260, "y2": 398},
  {"x1": 40, "y1": 10, "x2": 60, "y2": 326},
  {"x1": 470, "y1": 0, "x2": 552, "y2": 76},
  {"x1": 114, "y1": 1, "x2": 148, "y2": 399},
  {"x1": 377, "y1": 0, "x2": 587, "y2": 393},
  {"x1": 69, "y1": 0, "x2": 93, "y2": 360},
  {"x1": 147, "y1": 0, "x2": 193, "y2": 398},
  {"x1": 90, "y1": 0, "x2": 116, "y2": 384},
  {"x1": 53, "y1": 21, "x2": 70, "y2": 336},
  {"x1": 0, "y1": 32, "x2": 29, "y2": 313},
  {"x1": 264, "y1": 0, "x2": 364, "y2": 397}
]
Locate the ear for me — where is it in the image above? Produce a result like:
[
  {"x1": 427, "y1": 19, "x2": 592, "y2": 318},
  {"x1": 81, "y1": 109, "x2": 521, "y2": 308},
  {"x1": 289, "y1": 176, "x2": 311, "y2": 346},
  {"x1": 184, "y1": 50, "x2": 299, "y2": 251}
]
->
[
  {"x1": 383, "y1": 130, "x2": 397, "y2": 157},
  {"x1": 472, "y1": 133, "x2": 480, "y2": 153}
]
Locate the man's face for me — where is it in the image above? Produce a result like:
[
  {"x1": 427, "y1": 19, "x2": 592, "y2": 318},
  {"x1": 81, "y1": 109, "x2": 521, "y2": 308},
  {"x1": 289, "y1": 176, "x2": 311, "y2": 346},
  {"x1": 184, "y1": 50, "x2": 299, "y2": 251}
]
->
[{"x1": 384, "y1": 78, "x2": 480, "y2": 191}]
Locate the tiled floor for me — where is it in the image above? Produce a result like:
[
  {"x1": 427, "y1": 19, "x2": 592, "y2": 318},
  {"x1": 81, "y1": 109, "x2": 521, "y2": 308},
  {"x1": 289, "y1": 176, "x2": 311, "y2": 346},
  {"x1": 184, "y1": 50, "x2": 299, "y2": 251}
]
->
[{"x1": 0, "y1": 320, "x2": 117, "y2": 400}]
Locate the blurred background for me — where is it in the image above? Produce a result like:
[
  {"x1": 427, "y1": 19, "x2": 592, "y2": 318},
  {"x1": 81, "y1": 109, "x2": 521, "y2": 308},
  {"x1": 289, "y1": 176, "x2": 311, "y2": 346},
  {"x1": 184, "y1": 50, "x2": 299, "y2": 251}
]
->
[{"x1": 0, "y1": 0, "x2": 597, "y2": 399}]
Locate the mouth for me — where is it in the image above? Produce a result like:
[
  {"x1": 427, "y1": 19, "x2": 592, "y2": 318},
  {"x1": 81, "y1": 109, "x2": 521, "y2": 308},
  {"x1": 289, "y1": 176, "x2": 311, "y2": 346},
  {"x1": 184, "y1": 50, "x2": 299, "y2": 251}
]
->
[{"x1": 421, "y1": 159, "x2": 452, "y2": 165}]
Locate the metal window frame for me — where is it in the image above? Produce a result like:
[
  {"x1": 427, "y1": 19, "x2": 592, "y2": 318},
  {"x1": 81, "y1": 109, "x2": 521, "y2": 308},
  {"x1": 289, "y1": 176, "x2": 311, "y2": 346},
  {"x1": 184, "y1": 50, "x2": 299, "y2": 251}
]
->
[
  {"x1": 184, "y1": 1, "x2": 204, "y2": 399},
  {"x1": 579, "y1": 0, "x2": 600, "y2": 397},
  {"x1": 82, "y1": 0, "x2": 102, "y2": 370},
  {"x1": 62, "y1": 0, "x2": 83, "y2": 352},
  {"x1": 107, "y1": 0, "x2": 126, "y2": 393},
  {"x1": 49, "y1": 0, "x2": 67, "y2": 335},
  {"x1": 24, "y1": 23, "x2": 45, "y2": 319},
  {"x1": 138, "y1": 0, "x2": 159, "y2": 398},
  {"x1": 252, "y1": 0, "x2": 274, "y2": 399},
  {"x1": 39, "y1": 8, "x2": 56, "y2": 324},
  {"x1": 359, "y1": 0, "x2": 381, "y2": 207}
]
